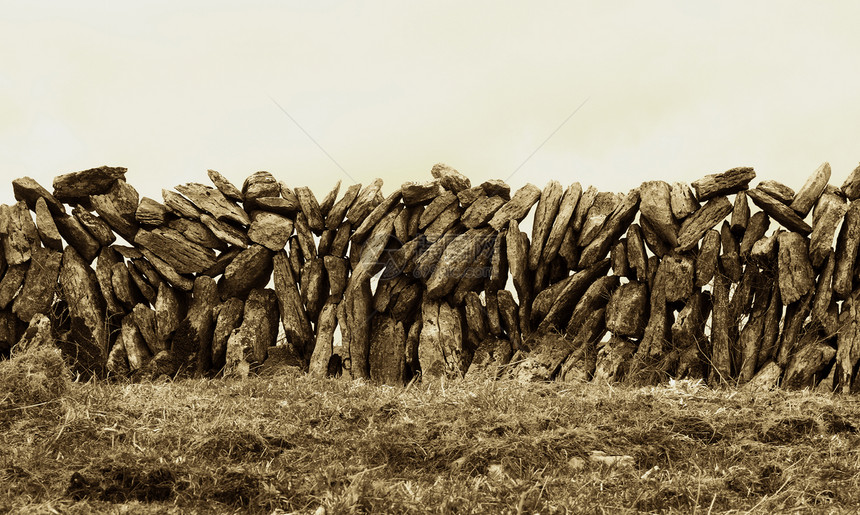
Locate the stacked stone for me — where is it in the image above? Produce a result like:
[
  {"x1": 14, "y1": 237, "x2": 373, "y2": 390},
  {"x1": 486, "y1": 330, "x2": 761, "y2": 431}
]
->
[{"x1": 3, "y1": 161, "x2": 860, "y2": 391}]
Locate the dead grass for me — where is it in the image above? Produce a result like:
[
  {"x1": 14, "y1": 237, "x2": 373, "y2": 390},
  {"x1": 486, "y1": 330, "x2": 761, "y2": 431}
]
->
[{"x1": 2, "y1": 367, "x2": 860, "y2": 513}]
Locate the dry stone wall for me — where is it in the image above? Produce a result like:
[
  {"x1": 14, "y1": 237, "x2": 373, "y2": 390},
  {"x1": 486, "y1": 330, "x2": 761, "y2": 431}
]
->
[{"x1": 3, "y1": 162, "x2": 860, "y2": 390}]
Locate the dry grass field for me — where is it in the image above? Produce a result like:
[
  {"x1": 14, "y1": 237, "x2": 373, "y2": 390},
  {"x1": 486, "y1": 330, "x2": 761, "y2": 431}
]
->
[{"x1": 3, "y1": 345, "x2": 860, "y2": 514}]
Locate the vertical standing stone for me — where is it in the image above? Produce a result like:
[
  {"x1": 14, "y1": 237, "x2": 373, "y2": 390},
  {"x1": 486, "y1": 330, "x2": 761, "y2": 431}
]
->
[{"x1": 58, "y1": 247, "x2": 108, "y2": 377}]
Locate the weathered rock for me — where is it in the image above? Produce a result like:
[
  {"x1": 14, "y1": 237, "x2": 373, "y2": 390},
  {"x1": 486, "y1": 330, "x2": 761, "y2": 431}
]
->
[
  {"x1": 127, "y1": 263, "x2": 157, "y2": 304},
  {"x1": 812, "y1": 250, "x2": 836, "y2": 325},
  {"x1": 273, "y1": 251, "x2": 314, "y2": 358},
  {"x1": 577, "y1": 192, "x2": 621, "y2": 247},
  {"x1": 676, "y1": 196, "x2": 732, "y2": 252},
  {"x1": 346, "y1": 179, "x2": 384, "y2": 227},
  {"x1": 750, "y1": 229, "x2": 780, "y2": 268},
  {"x1": 13, "y1": 177, "x2": 66, "y2": 216},
  {"x1": 558, "y1": 306, "x2": 606, "y2": 382},
  {"x1": 739, "y1": 212, "x2": 770, "y2": 258},
  {"x1": 506, "y1": 220, "x2": 531, "y2": 325},
  {"x1": 207, "y1": 169, "x2": 243, "y2": 201},
  {"x1": 737, "y1": 278, "x2": 770, "y2": 383},
  {"x1": 840, "y1": 163, "x2": 860, "y2": 200},
  {"x1": 565, "y1": 274, "x2": 616, "y2": 336},
  {"x1": 487, "y1": 231, "x2": 508, "y2": 292},
  {"x1": 694, "y1": 229, "x2": 720, "y2": 287},
  {"x1": 318, "y1": 180, "x2": 341, "y2": 217},
  {"x1": 111, "y1": 262, "x2": 141, "y2": 310},
  {"x1": 541, "y1": 183, "x2": 581, "y2": 266},
  {"x1": 776, "y1": 291, "x2": 813, "y2": 366},
  {"x1": 457, "y1": 186, "x2": 484, "y2": 207},
  {"x1": 196, "y1": 216, "x2": 247, "y2": 250},
  {"x1": 5, "y1": 201, "x2": 38, "y2": 265},
  {"x1": 292, "y1": 186, "x2": 324, "y2": 233},
  {"x1": 72, "y1": 205, "x2": 115, "y2": 246},
  {"x1": 834, "y1": 200, "x2": 860, "y2": 297},
  {"x1": 479, "y1": 179, "x2": 511, "y2": 200},
  {"x1": 423, "y1": 202, "x2": 462, "y2": 242},
  {"x1": 352, "y1": 208, "x2": 399, "y2": 281},
  {"x1": 91, "y1": 247, "x2": 122, "y2": 315},
  {"x1": 132, "y1": 303, "x2": 166, "y2": 355},
  {"x1": 488, "y1": 183, "x2": 542, "y2": 231},
  {"x1": 401, "y1": 180, "x2": 443, "y2": 205},
  {"x1": 790, "y1": 162, "x2": 831, "y2": 217},
  {"x1": 162, "y1": 189, "x2": 201, "y2": 219},
  {"x1": 218, "y1": 245, "x2": 274, "y2": 299},
  {"x1": 54, "y1": 213, "x2": 100, "y2": 263},
  {"x1": 756, "y1": 283, "x2": 782, "y2": 366},
  {"x1": 171, "y1": 276, "x2": 218, "y2": 375},
  {"x1": 419, "y1": 190, "x2": 458, "y2": 229},
  {"x1": 252, "y1": 196, "x2": 301, "y2": 216},
  {"x1": 224, "y1": 289, "x2": 279, "y2": 377},
  {"x1": 709, "y1": 268, "x2": 732, "y2": 384},
  {"x1": 288, "y1": 236, "x2": 305, "y2": 281},
  {"x1": 571, "y1": 185, "x2": 598, "y2": 232},
  {"x1": 167, "y1": 217, "x2": 226, "y2": 251},
  {"x1": 352, "y1": 190, "x2": 402, "y2": 244},
  {"x1": 13, "y1": 313, "x2": 53, "y2": 354},
  {"x1": 731, "y1": 190, "x2": 750, "y2": 235},
  {"x1": 58, "y1": 247, "x2": 108, "y2": 377},
  {"x1": 538, "y1": 259, "x2": 611, "y2": 333},
  {"x1": 325, "y1": 183, "x2": 361, "y2": 230},
  {"x1": 691, "y1": 167, "x2": 755, "y2": 201},
  {"x1": 301, "y1": 258, "x2": 327, "y2": 321},
  {"x1": 155, "y1": 282, "x2": 184, "y2": 341},
  {"x1": 419, "y1": 299, "x2": 464, "y2": 380},
  {"x1": 242, "y1": 171, "x2": 280, "y2": 201},
  {"x1": 579, "y1": 189, "x2": 641, "y2": 268},
  {"x1": 669, "y1": 182, "x2": 699, "y2": 219},
  {"x1": 465, "y1": 337, "x2": 513, "y2": 380},
  {"x1": 135, "y1": 197, "x2": 170, "y2": 226},
  {"x1": 0, "y1": 264, "x2": 26, "y2": 309},
  {"x1": 105, "y1": 339, "x2": 130, "y2": 377},
  {"x1": 720, "y1": 221, "x2": 742, "y2": 282},
  {"x1": 639, "y1": 180, "x2": 680, "y2": 247},
  {"x1": 673, "y1": 291, "x2": 711, "y2": 379},
  {"x1": 426, "y1": 227, "x2": 495, "y2": 299},
  {"x1": 134, "y1": 227, "x2": 218, "y2": 274},
  {"x1": 497, "y1": 289, "x2": 522, "y2": 351},
  {"x1": 510, "y1": 333, "x2": 572, "y2": 382},
  {"x1": 12, "y1": 246, "x2": 61, "y2": 323},
  {"x1": 34, "y1": 197, "x2": 63, "y2": 251},
  {"x1": 90, "y1": 179, "x2": 140, "y2": 241},
  {"x1": 210, "y1": 297, "x2": 244, "y2": 370},
  {"x1": 777, "y1": 232, "x2": 814, "y2": 305},
  {"x1": 139, "y1": 249, "x2": 194, "y2": 291},
  {"x1": 782, "y1": 338, "x2": 836, "y2": 390},
  {"x1": 611, "y1": 239, "x2": 629, "y2": 277},
  {"x1": 175, "y1": 182, "x2": 251, "y2": 226},
  {"x1": 430, "y1": 163, "x2": 471, "y2": 193},
  {"x1": 639, "y1": 216, "x2": 673, "y2": 257},
  {"x1": 528, "y1": 181, "x2": 564, "y2": 271},
  {"x1": 339, "y1": 277, "x2": 373, "y2": 379},
  {"x1": 462, "y1": 195, "x2": 506, "y2": 229},
  {"x1": 247, "y1": 211, "x2": 293, "y2": 251},
  {"x1": 625, "y1": 224, "x2": 648, "y2": 281},
  {"x1": 809, "y1": 191, "x2": 847, "y2": 268},
  {"x1": 747, "y1": 188, "x2": 812, "y2": 235},
  {"x1": 743, "y1": 361, "x2": 783, "y2": 392},
  {"x1": 836, "y1": 290, "x2": 860, "y2": 392},
  {"x1": 593, "y1": 336, "x2": 637, "y2": 384},
  {"x1": 308, "y1": 299, "x2": 339, "y2": 377},
  {"x1": 368, "y1": 315, "x2": 407, "y2": 385},
  {"x1": 120, "y1": 315, "x2": 152, "y2": 371},
  {"x1": 757, "y1": 180, "x2": 795, "y2": 204},
  {"x1": 52, "y1": 165, "x2": 127, "y2": 202}
]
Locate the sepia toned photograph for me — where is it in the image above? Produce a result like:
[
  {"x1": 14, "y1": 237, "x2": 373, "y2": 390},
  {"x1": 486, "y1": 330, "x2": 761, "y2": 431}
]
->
[{"x1": 2, "y1": 2, "x2": 860, "y2": 513}]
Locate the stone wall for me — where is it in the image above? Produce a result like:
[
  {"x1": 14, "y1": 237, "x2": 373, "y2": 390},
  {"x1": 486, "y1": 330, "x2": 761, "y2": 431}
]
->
[{"x1": 2, "y1": 162, "x2": 858, "y2": 390}]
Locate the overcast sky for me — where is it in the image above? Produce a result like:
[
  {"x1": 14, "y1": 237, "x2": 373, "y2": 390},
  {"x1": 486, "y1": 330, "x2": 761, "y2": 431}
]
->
[{"x1": 2, "y1": 1, "x2": 859, "y2": 206}]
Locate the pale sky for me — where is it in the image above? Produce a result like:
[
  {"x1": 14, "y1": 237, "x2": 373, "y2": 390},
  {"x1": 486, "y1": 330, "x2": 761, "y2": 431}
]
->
[{"x1": 2, "y1": 1, "x2": 860, "y2": 205}]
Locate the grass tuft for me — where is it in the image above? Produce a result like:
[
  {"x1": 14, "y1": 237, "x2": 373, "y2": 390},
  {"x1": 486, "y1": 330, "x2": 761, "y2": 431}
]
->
[{"x1": 2, "y1": 370, "x2": 860, "y2": 513}]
